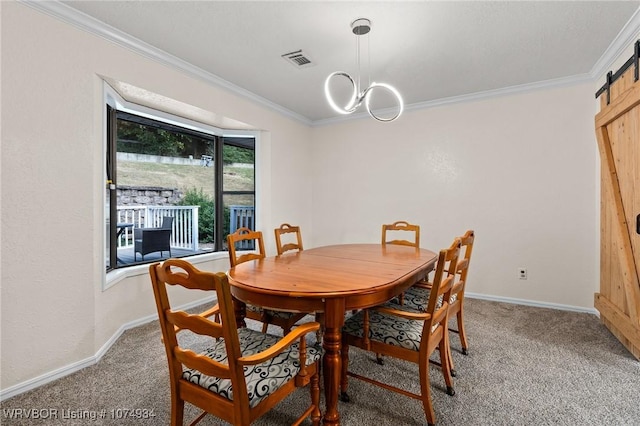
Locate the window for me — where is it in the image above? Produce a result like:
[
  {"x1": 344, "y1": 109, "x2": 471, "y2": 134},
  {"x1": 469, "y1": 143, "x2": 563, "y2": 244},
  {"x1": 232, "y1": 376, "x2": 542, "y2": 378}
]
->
[{"x1": 105, "y1": 104, "x2": 255, "y2": 271}]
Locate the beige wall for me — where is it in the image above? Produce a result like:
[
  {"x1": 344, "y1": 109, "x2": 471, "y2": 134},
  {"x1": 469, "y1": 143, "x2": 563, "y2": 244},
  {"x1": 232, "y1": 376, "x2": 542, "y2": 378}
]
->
[
  {"x1": 312, "y1": 84, "x2": 599, "y2": 309},
  {"x1": 1, "y1": 2, "x2": 312, "y2": 392},
  {"x1": 0, "y1": 0, "x2": 626, "y2": 396}
]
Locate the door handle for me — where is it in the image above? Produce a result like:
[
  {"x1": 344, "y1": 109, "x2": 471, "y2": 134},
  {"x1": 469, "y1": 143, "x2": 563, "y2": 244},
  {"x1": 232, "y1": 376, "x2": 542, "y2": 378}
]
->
[{"x1": 637, "y1": 214, "x2": 640, "y2": 234}]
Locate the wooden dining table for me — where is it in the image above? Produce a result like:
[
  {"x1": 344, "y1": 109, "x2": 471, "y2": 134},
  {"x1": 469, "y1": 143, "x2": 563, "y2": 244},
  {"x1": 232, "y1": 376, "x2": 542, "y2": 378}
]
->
[{"x1": 227, "y1": 243, "x2": 438, "y2": 425}]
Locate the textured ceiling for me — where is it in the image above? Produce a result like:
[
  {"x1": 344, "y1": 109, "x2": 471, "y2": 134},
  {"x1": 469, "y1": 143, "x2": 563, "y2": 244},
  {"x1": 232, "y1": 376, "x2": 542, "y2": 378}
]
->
[{"x1": 60, "y1": 1, "x2": 640, "y2": 123}]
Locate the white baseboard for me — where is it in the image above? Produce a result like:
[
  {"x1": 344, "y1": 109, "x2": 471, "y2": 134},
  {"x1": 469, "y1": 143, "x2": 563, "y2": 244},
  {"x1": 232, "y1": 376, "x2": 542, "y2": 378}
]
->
[
  {"x1": 465, "y1": 292, "x2": 599, "y2": 315},
  {"x1": 1, "y1": 293, "x2": 596, "y2": 401},
  {"x1": 0, "y1": 296, "x2": 216, "y2": 402}
]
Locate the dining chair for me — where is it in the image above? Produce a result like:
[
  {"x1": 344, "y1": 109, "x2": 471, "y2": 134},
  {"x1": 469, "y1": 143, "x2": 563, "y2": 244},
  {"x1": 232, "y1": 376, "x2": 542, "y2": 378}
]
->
[
  {"x1": 381, "y1": 220, "x2": 421, "y2": 247},
  {"x1": 340, "y1": 238, "x2": 460, "y2": 426},
  {"x1": 149, "y1": 259, "x2": 321, "y2": 426},
  {"x1": 227, "y1": 227, "x2": 308, "y2": 334},
  {"x1": 274, "y1": 223, "x2": 304, "y2": 255},
  {"x1": 400, "y1": 230, "x2": 475, "y2": 376},
  {"x1": 381, "y1": 220, "x2": 421, "y2": 310},
  {"x1": 274, "y1": 223, "x2": 324, "y2": 343}
]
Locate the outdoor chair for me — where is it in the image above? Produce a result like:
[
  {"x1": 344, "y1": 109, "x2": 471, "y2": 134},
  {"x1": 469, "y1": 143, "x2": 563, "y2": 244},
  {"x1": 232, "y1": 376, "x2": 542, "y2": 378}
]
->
[
  {"x1": 340, "y1": 238, "x2": 460, "y2": 426},
  {"x1": 227, "y1": 227, "x2": 308, "y2": 334},
  {"x1": 134, "y1": 216, "x2": 173, "y2": 261},
  {"x1": 149, "y1": 259, "x2": 321, "y2": 426}
]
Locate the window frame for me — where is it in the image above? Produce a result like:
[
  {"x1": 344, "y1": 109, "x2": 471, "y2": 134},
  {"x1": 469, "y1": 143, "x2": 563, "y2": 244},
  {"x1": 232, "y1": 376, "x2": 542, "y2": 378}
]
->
[{"x1": 103, "y1": 84, "x2": 258, "y2": 279}]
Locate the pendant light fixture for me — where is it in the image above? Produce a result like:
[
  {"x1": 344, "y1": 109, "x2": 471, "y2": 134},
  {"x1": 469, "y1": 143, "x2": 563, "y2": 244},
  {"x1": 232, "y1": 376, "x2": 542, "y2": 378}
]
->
[{"x1": 324, "y1": 18, "x2": 404, "y2": 122}]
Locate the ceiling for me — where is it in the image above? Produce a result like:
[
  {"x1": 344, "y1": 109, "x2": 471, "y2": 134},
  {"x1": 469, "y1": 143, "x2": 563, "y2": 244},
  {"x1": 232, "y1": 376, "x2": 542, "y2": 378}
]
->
[{"x1": 59, "y1": 1, "x2": 640, "y2": 124}]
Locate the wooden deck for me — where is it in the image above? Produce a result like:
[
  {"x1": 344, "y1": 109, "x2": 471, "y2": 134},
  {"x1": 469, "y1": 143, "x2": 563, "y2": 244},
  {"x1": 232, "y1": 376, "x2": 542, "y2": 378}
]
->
[{"x1": 116, "y1": 246, "x2": 215, "y2": 266}]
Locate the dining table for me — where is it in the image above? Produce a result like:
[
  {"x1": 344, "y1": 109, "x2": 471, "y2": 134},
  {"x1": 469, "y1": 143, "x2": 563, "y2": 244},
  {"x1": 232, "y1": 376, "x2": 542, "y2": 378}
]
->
[{"x1": 227, "y1": 243, "x2": 438, "y2": 425}]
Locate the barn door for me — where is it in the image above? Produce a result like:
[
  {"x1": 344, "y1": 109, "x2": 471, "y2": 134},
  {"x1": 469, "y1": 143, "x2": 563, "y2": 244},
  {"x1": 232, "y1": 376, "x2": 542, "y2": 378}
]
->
[{"x1": 595, "y1": 48, "x2": 640, "y2": 360}]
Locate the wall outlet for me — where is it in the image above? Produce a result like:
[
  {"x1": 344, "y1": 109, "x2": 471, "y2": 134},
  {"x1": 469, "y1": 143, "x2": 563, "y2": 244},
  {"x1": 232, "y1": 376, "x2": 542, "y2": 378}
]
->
[{"x1": 518, "y1": 268, "x2": 527, "y2": 280}]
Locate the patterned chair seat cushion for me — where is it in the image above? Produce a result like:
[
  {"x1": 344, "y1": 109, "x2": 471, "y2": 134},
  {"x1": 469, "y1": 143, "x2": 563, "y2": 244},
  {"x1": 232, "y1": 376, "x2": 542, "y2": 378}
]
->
[
  {"x1": 246, "y1": 303, "x2": 301, "y2": 320},
  {"x1": 395, "y1": 286, "x2": 453, "y2": 312},
  {"x1": 342, "y1": 309, "x2": 428, "y2": 352},
  {"x1": 182, "y1": 327, "x2": 322, "y2": 408}
]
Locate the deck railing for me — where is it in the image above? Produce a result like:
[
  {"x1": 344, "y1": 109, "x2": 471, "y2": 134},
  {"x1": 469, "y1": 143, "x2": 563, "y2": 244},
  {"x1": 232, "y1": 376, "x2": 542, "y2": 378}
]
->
[
  {"x1": 116, "y1": 205, "x2": 255, "y2": 251},
  {"x1": 229, "y1": 205, "x2": 255, "y2": 249},
  {"x1": 117, "y1": 205, "x2": 199, "y2": 251}
]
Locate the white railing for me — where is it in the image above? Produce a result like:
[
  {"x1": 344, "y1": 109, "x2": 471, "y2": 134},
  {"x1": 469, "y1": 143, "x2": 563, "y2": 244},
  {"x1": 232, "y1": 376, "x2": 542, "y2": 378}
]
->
[{"x1": 116, "y1": 205, "x2": 199, "y2": 251}]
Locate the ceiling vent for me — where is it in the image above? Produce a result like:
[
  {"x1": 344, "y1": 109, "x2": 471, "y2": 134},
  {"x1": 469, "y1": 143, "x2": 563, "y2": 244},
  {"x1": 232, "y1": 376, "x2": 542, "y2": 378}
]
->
[{"x1": 281, "y1": 50, "x2": 315, "y2": 69}]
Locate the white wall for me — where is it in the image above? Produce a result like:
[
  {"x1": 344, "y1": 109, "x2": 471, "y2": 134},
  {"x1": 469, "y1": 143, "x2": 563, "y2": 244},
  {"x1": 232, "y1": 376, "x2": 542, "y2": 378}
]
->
[
  {"x1": 1, "y1": 0, "x2": 630, "y2": 397},
  {"x1": 0, "y1": 2, "x2": 312, "y2": 393},
  {"x1": 311, "y1": 84, "x2": 599, "y2": 309}
]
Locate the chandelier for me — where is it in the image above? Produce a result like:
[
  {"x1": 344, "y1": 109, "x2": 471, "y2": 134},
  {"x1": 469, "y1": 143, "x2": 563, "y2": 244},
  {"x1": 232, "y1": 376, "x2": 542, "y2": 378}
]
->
[{"x1": 324, "y1": 18, "x2": 404, "y2": 122}]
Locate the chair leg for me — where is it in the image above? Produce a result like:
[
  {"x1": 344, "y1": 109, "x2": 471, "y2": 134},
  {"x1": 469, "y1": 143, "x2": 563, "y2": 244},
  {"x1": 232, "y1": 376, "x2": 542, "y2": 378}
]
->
[
  {"x1": 447, "y1": 335, "x2": 456, "y2": 377},
  {"x1": 418, "y1": 357, "x2": 436, "y2": 426},
  {"x1": 171, "y1": 395, "x2": 184, "y2": 426},
  {"x1": 457, "y1": 308, "x2": 469, "y2": 355},
  {"x1": 339, "y1": 342, "x2": 350, "y2": 402},
  {"x1": 310, "y1": 369, "x2": 321, "y2": 425},
  {"x1": 445, "y1": 320, "x2": 456, "y2": 377},
  {"x1": 315, "y1": 312, "x2": 324, "y2": 344},
  {"x1": 260, "y1": 311, "x2": 270, "y2": 333},
  {"x1": 438, "y1": 338, "x2": 455, "y2": 396}
]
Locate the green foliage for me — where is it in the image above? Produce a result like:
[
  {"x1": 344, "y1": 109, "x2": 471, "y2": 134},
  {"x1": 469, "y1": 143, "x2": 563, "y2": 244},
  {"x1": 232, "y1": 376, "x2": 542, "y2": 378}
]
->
[
  {"x1": 178, "y1": 188, "x2": 215, "y2": 243},
  {"x1": 176, "y1": 188, "x2": 233, "y2": 244},
  {"x1": 223, "y1": 145, "x2": 254, "y2": 164},
  {"x1": 117, "y1": 120, "x2": 214, "y2": 158}
]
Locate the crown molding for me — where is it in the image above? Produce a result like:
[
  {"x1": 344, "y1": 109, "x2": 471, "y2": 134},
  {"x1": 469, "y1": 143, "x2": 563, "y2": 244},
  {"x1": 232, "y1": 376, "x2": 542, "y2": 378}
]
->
[
  {"x1": 19, "y1": 0, "x2": 313, "y2": 126},
  {"x1": 312, "y1": 73, "x2": 593, "y2": 127},
  {"x1": 590, "y1": 6, "x2": 640, "y2": 79},
  {"x1": 18, "y1": 1, "x2": 640, "y2": 128}
]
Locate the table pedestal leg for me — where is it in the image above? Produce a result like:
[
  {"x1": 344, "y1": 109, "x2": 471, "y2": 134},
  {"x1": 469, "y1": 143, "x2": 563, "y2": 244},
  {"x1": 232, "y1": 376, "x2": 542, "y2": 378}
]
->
[{"x1": 322, "y1": 299, "x2": 345, "y2": 426}]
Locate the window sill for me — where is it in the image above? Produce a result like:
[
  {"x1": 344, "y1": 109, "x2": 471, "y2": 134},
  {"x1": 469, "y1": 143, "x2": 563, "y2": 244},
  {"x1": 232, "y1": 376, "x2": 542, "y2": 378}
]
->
[{"x1": 104, "y1": 251, "x2": 230, "y2": 291}]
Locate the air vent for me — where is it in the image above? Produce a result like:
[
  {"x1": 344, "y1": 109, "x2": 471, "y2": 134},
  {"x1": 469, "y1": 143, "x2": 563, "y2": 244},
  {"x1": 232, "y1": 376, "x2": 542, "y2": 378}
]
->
[{"x1": 281, "y1": 50, "x2": 315, "y2": 69}]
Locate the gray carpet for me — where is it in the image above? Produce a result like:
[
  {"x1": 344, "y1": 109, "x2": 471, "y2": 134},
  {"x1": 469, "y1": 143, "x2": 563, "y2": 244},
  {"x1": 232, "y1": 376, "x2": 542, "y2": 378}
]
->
[{"x1": 2, "y1": 299, "x2": 639, "y2": 425}]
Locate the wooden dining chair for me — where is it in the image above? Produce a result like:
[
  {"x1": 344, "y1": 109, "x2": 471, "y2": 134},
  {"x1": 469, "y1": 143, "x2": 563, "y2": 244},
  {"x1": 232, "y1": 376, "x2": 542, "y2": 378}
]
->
[
  {"x1": 381, "y1": 221, "x2": 421, "y2": 311},
  {"x1": 340, "y1": 238, "x2": 460, "y2": 426},
  {"x1": 381, "y1": 220, "x2": 420, "y2": 247},
  {"x1": 274, "y1": 223, "x2": 304, "y2": 255},
  {"x1": 274, "y1": 223, "x2": 324, "y2": 343},
  {"x1": 400, "y1": 230, "x2": 475, "y2": 376},
  {"x1": 227, "y1": 227, "x2": 307, "y2": 334},
  {"x1": 149, "y1": 259, "x2": 321, "y2": 426}
]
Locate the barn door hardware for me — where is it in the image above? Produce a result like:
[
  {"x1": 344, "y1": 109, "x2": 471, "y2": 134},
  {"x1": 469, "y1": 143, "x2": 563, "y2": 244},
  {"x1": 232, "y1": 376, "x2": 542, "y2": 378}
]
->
[{"x1": 596, "y1": 39, "x2": 640, "y2": 104}]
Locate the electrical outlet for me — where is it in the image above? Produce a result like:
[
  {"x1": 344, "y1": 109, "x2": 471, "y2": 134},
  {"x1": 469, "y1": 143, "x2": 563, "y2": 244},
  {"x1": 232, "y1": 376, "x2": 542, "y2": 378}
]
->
[{"x1": 518, "y1": 268, "x2": 527, "y2": 280}]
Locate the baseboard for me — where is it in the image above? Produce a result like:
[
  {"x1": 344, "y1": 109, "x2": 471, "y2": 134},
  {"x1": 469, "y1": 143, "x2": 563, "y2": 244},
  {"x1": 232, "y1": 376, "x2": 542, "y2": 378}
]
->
[
  {"x1": 466, "y1": 292, "x2": 599, "y2": 315},
  {"x1": 1, "y1": 293, "x2": 595, "y2": 401},
  {"x1": 0, "y1": 296, "x2": 216, "y2": 402}
]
